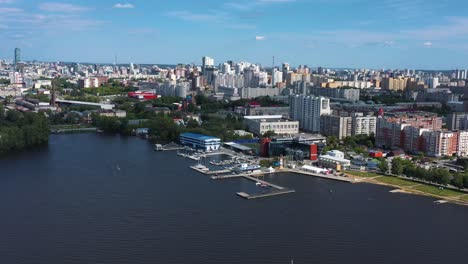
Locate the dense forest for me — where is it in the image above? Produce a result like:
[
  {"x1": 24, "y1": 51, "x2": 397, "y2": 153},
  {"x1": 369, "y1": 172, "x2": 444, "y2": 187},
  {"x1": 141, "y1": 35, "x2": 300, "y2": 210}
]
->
[{"x1": 0, "y1": 103, "x2": 50, "y2": 153}]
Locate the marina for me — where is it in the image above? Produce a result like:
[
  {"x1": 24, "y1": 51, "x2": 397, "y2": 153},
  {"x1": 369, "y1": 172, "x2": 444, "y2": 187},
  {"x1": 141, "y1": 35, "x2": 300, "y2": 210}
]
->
[
  {"x1": 185, "y1": 145, "x2": 364, "y2": 200},
  {"x1": 190, "y1": 164, "x2": 294, "y2": 199}
]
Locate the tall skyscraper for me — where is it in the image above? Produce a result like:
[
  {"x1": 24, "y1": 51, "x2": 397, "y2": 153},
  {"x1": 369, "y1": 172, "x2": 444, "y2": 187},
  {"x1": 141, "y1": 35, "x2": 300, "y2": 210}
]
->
[
  {"x1": 14, "y1": 48, "x2": 21, "y2": 65},
  {"x1": 289, "y1": 95, "x2": 331, "y2": 132}
]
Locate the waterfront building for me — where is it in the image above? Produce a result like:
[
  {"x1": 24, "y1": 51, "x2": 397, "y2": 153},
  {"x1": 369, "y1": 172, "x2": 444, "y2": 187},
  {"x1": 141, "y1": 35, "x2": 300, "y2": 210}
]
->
[
  {"x1": 179, "y1": 133, "x2": 221, "y2": 152},
  {"x1": 318, "y1": 150, "x2": 351, "y2": 171},
  {"x1": 261, "y1": 134, "x2": 326, "y2": 160},
  {"x1": 289, "y1": 95, "x2": 331, "y2": 132},
  {"x1": 244, "y1": 115, "x2": 299, "y2": 136},
  {"x1": 376, "y1": 113, "x2": 443, "y2": 150}
]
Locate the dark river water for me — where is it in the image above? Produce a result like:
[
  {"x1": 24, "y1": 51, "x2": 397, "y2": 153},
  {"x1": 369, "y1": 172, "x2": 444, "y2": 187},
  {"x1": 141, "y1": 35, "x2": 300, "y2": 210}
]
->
[{"x1": 0, "y1": 134, "x2": 467, "y2": 264}]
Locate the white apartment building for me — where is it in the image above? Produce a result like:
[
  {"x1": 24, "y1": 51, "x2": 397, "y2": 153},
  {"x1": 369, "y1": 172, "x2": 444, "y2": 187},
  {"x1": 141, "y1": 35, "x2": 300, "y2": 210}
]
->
[
  {"x1": 458, "y1": 131, "x2": 468, "y2": 157},
  {"x1": 289, "y1": 95, "x2": 331, "y2": 132},
  {"x1": 352, "y1": 113, "x2": 377, "y2": 136},
  {"x1": 9, "y1": 72, "x2": 23, "y2": 84},
  {"x1": 244, "y1": 115, "x2": 299, "y2": 136}
]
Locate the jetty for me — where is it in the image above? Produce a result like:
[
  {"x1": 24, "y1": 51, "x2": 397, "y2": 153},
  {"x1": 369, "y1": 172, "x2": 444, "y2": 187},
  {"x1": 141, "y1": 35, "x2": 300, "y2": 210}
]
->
[{"x1": 236, "y1": 189, "x2": 296, "y2": 200}]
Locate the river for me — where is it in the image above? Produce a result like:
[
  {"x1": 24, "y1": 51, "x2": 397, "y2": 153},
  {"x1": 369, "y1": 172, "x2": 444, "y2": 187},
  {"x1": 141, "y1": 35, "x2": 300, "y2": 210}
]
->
[{"x1": 0, "y1": 134, "x2": 467, "y2": 264}]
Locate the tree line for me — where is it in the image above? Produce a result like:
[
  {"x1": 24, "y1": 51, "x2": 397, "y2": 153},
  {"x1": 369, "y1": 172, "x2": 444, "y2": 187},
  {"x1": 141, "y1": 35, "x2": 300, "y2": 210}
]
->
[
  {"x1": 0, "y1": 104, "x2": 50, "y2": 153},
  {"x1": 391, "y1": 157, "x2": 468, "y2": 189},
  {"x1": 93, "y1": 112, "x2": 251, "y2": 143}
]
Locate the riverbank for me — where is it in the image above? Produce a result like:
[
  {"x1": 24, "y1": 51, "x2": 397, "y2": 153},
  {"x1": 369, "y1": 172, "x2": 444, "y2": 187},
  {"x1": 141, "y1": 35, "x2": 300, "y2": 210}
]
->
[{"x1": 345, "y1": 171, "x2": 468, "y2": 206}]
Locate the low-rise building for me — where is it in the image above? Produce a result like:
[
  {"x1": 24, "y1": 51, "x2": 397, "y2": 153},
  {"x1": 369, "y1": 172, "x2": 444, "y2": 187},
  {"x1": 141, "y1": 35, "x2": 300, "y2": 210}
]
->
[
  {"x1": 98, "y1": 110, "x2": 127, "y2": 118},
  {"x1": 244, "y1": 115, "x2": 299, "y2": 136},
  {"x1": 318, "y1": 150, "x2": 351, "y2": 171},
  {"x1": 179, "y1": 133, "x2": 221, "y2": 152}
]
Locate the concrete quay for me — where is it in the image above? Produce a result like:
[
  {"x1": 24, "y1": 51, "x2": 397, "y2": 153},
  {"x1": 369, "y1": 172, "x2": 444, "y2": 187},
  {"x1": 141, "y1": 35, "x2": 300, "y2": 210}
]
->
[{"x1": 287, "y1": 169, "x2": 356, "y2": 183}]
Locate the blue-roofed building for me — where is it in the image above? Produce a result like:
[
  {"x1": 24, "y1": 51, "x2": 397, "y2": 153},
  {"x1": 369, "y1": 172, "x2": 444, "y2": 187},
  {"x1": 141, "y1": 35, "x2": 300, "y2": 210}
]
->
[{"x1": 179, "y1": 133, "x2": 221, "y2": 152}]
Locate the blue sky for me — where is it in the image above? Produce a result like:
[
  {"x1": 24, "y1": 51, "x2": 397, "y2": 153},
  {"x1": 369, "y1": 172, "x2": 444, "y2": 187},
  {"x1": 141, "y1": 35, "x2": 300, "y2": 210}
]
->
[{"x1": 1, "y1": 0, "x2": 468, "y2": 69}]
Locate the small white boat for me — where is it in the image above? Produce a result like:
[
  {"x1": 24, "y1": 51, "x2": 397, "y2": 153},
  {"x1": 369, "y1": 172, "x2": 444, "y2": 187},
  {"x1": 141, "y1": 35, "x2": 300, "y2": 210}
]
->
[{"x1": 256, "y1": 182, "x2": 261, "y2": 186}]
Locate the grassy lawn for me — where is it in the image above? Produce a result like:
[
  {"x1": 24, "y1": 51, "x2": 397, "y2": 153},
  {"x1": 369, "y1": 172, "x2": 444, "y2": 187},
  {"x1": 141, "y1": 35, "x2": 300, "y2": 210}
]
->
[
  {"x1": 411, "y1": 185, "x2": 464, "y2": 198},
  {"x1": 345, "y1": 171, "x2": 381, "y2": 178},
  {"x1": 458, "y1": 195, "x2": 468, "y2": 202},
  {"x1": 375, "y1": 176, "x2": 416, "y2": 187}
]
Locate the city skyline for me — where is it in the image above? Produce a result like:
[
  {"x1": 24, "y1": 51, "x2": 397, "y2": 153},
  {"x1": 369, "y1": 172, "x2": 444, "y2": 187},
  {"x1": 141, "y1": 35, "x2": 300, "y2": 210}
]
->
[{"x1": 1, "y1": 0, "x2": 468, "y2": 69}]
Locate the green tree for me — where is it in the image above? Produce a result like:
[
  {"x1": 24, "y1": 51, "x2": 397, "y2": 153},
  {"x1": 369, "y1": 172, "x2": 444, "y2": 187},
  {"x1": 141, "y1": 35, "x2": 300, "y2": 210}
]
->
[
  {"x1": 378, "y1": 159, "x2": 389, "y2": 173},
  {"x1": 452, "y1": 174, "x2": 465, "y2": 189},
  {"x1": 463, "y1": 175, "x2": 468, "y2": 189},
  {"x1": 391, "y1": 158, "x2": 404, "y2": 175},
  {"x1": 262, "y1": 130, "x2": 276, "y2": 138},
  {"x1": 0, "y1": 103, "x2": 4, "y2": 121}
]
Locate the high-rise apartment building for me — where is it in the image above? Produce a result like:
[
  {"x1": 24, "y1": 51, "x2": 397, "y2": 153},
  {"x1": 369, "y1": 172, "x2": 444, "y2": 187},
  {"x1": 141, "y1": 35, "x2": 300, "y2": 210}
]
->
[
  {"x1": 289, "y1": 95, "x2": 331, "y2": 132},
  {"x1": 381, "y1": 77, "x2": 409, "y2": 91},
  {"x1": 202, "y1": 56, "x2": 214, "y2": 75},
  {"x1": 426, "y1": 77, "x2": 440, "y2": 89},
  {"x1": 447, "y1": 112, "x2": 468, "y2": 130},
  {"x1": 352, "y1": 113, "x2": 377, "y2": 136},
  {"x1": 320, "y1": 115, "x2": 352, "y2": 139}
]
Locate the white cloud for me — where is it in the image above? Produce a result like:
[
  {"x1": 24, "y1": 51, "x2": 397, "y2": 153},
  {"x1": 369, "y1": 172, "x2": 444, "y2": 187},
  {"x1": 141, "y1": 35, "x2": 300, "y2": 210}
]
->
[
  {"x1": 113, "y1": 3, "x2": 135, "y2": 9},
  {"x1": 39, "y1": 3, "x2": 91, "y2": 13},
  {"x1": 423, "y1": 41, "x2": 433, "y2": 47},
  {"x1": 256, "y1": 35, "x2": 265, "y2": 40}
]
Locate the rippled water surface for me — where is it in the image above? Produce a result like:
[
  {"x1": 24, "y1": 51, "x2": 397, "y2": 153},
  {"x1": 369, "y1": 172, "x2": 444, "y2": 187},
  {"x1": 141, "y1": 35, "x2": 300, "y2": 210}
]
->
[{"x1": 0, "y1": 134, "x2": 467, "y2": 264}]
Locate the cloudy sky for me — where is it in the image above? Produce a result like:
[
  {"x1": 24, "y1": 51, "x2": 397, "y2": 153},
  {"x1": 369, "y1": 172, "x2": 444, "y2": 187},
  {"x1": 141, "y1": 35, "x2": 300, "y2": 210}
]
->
[{"x1": 1, "y1": 0, "x2": 468, "y2": 69}]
